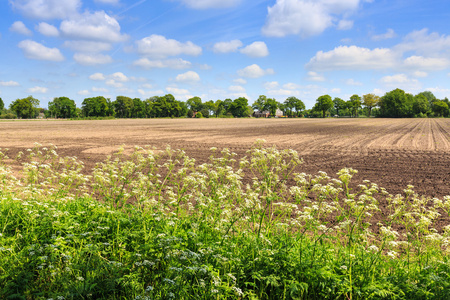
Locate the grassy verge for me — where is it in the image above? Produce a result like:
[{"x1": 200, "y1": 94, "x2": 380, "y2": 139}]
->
[{"x1": 1, "y1": 142, "x2": 450, "y2": 299}]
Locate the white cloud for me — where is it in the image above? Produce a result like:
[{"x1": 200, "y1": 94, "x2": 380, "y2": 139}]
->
[
  {"x1": 63, "y1": 41, "x2": 112, "y2": 52},
  {"x1": 18, "y1": 40, "x2": 64, "y2": 61},
  {"x1": 264, "y1": 81, "x2": 279, "y2": 90},
  {"x1": 89, "y1": 73, "x2": 106, "y2": 81},
  {"x1": 267, "y1": 89, "x2": 301, "y2": 97},
  {"x1": 233, "y1": 78, "x2": 247, "y2": 85},
  {"x1": 60, "y1": 11, "x2": 128, "y2": 43},
  {"x1": 73, "y1": 53, "x2": 112, "y2": 65},
  {"x1": 337, "y1": 20, "x2": 353, "y2": 30},
  {"x1": 345, "y1": 78, "x2": 362, "y2": 86},
  {"x1": 228, "y1": 85, "x2": 246, "y2": 92},
  {"x1": 105, "y1": 79, "x2": 123, "y2": 88},
  {"x1": 27, "y1": 86, "x2": 48, "y2": 93},
  {"x1": 176, "y1": 0, "x2": 240, "y2": 9},
  {"x1": 135, "y1": 34, "x2": 202, "y2": 59},
  {"x1": 379, "y1": 73, "x2": 421, "y2": 91},
  {"x1": 283, "y1": 82, "x2": 300, "y2": 90},
  {"x1": 133, "y1": 58, "x2": 192, "y2": 69},
  {"x1": 262, "y1": 0, "x2": 361, "y2": 38},
  {"x1": 413, "y1": 71, "x2": 428, "y2": 78},
  {"x1": 306, "y1": 71, "x2": 325, "y2": 82},
  {"x1": 395, "y1": 29, "x2": 450, "y2": 57},
  {"x1": 403, "y1": 55, "x2": 450, "y2": 71},
  {"x1": 10, "y1": 0, "x2": 81, "y2": 20},
  {"x1": 371, "y1": 28, "x2": 396, "y2": 41},
  {"x1": 166, "y1": 87, "x2": 192, "y2": 100},
  {"x1": 212, "y1": 40, "x2": 242, "y2": 53},
  {"x1": 77, "y1": 89, "x2": 90, "y2": 95},
  {"x1": 175, "y1": 71, "x2": 201, "y2": 82},
  {"x1": 0, "y1": 81, "x2": 20, "y2": 87},
  {"x1": 240, "y1": 41, "x2": 269, "y2": 57},
  {"x1": 92, "y1": 87, "x2": 109, "y2": 93},
  {"x1": 306, "y1": 45, "x2": 397, "y2": 71},
  {"x1": 10, "y1": 21, "x2": 32, "y2": 36},
  {"x1": 138, "y1": 89, "x2": 165, "y2": 97},
  {"x1": 36, "y1": 22, "x2": 59, "y2": 37},
  {"x1": 110, "y1": 72, "x2": 129, "y2": 82},
  {"x1": 237, "y1": 64, "x2": 274, "y2": 78}
]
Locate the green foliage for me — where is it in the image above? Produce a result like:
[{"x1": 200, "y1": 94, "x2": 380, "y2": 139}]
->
[
  {"x1": 2, "y1": 143, "x2": 450, "y2": 299},
  {"x1": 82, "y1": 96, "x2": 114, "y2": 118},
  {"x1": 48, "y1": 97, "x2": 77, "y2": 118},
  {"x1": 378, "y1": 89, "x2": 414, "y2": 118},
  {"x1": 195, "y1": 111, "x2": 203, "y2": 118},
  {"x1": 229, "y1": 97, "x2": 249, "y2": 117},
  {"x1": 9, "y1": 96, "x2": 36, "y2": 119},
  {"x1": 362, "y1": 94, "x2": 380, "y2": 117},
  {"x1": 413, "y1": 94, "x2": 429, "y2": 116},
  {"x1": 113, "y1": 96, "x2": 134, "y2": 118},
  {"x1": 432, "y1": 100, "x2": 449, "y2": 117},
  {"x1": 0, "y1": 97, "x2": 4, "y2": 111},
  {"x1": 314, "y1": 95, "x2": 333, "y2": 118}
]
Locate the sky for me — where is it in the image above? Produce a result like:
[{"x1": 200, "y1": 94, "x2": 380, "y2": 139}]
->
[{"x1": 1, "y1": 0, "x2": 450, "y2": 109}]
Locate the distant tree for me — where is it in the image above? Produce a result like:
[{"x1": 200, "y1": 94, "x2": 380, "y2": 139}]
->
[
  {"x1": 265, "y1": 98, "x2": 278, "y2": 116},
  {"x1": 204, "y1": 100, "x2": 216, "y2": 117},
  {"x1": 314, "y1": 95, "x2": 333, "y2": 118},
  {"x1": 10, "y1": 97, "x2": 35, "y2": 119},
  {"x1": 362, "y1": 94, "x2": 380, "y2": 117},
  {"x1": 131, "y1": 98, "x2": 145, "y2": 118},
  {"x1": 252, "y1": 95, "x2": 267, "y2": 112},
  {"x1": 214, "y1": 100, "x2": 224, "y2": 117},
  {"x1": 349, "y1": 94, "x2": 362, "y2": 117},
  {"x1": 432, "y1": 100, "x2": 449, "y2": 117},
  {"x1": 412, "y1": 94, "x2": 429, "y2": 116},
  {"x1": 113, "y1": 96, "x2": 133, "y2": 118},
  {"x1": 417, "y1": 91, "x2": 436, "y2": 106},
  {"x1": 186, "y1": 96, "x2": 203, "y2": 113},
  {"x1": 229, "y1": 97, "x2": 249, "y2": 117},
  {"x1": 0, "y1": 97, "x2": 4, "y2": 111},
  {"x1": 333, "y1": 97, "x2": 346, "y2": 116},
  {"x1": 48, "y1": 97, "x2": 77, "y2": 118},
  {"x1": 378, "y1": 88, "x2": 414, "y2": 117},
  {"x1": 284, "y1": 96, "x2": 305, "y2": 117},
  {"x1": 82, "y1": 96, "x2": 111, "y2": 117}
]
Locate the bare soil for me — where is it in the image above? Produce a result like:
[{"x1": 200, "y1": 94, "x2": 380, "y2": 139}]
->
[{"x1": 1, "y1": 118, "x2": 450, "y2": 198}]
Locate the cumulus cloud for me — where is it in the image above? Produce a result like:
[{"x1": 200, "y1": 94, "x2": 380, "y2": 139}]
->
[
  {"x1": 283, "y1": 83, "x2": 300, "y2": 90},
  {"x1": 175, "y1": 0, "x2": 240, "y2": 9},
  {"x1": 228, "y1": 85, "x2": 246, "y2": 92},
  {"x1": 10, "y1": 21, "x2": 32, "y2": 36},
  {"x1": 395, "y1": 29, "x2": 450, "y2": 57},
  {"x1": 337, "y1": 20, "x2": 353, "y2": 30},
  {"x1": 371, "y1": 28, "x2": 396, "y2": 41},
  {"x1": 240, "y1": 41, "x2": 269, "y2": 57},
  {"x1": 110, "y1": 72, "x2": 129, "y2": 82},
  {"x1": 18, "y1": 40, "x2": 64, "y2": 61},
  {"x1": 63, "y1": 41, "x2": 112, "y2": 52},
  {"x1": 133, "y1": 58, "x2": 192, "y2": 69},
  {"x1": 264, "y1": 81, "x2": 279, "y2": 90},
  {"x1": 306, "y1": 71, "x2": 326, "y2": 82},
  {"x1": 92, "y1": 87, "x2": 109, "y2": 93},
  {"x1": 175, "y1": 71, "x2": 200, "y2": 82},
  {"x1": 77, "y1": 89, "x2": 90, "y2": 95},
  {"x1": 212, "y1": 40, "x2": 243, "y2": 53},
  {"x1": 262, "y1": 0, "x2": 361, "y2": 38},
  {"x1": 89, "y1": 73, "x2": 106, "y2": 81},
  {"x1": 27, "y1": 86, "x2": 48, "y2": 93},
  {"x1": 36, "y1": 22, "x2": 59, "y2": 37},
  {"x1": 73, "y1": 53, "x2": 112, "y2": 65},
  {"x1": 403, "y1": 55, "x2": 450, "y2": 71},
  {"x1": 233, "y1": 78, "x2": 247, "y2": 85},
  {"x1": 237, "y1": 64, "x2": 274, "y2": 78},
  {"x1": 306, "y1": 45, "x2": 397, "y2": 71},
  {"x1": 105, "y1": 79, "x2": 123, "y2": 88},
  {"x1": 135, "y1": 35, "x2": 201, "y2": 59},
  {"x1": 379, "y1": 73, "x2": 421, "y2": 91},
  {"x1": 60, "y1": 11, "x2": 128, "y2": 43},
  {"x1": 166, "y1": 87, "x2": 192, "y2": 100},
  {"x1": 345, "y1": 78, "x2": 363, "y2": 86},
  {"x1": 10, "y1": 0, "x2": 81, "y2": 19},
  {"x1": 0, "y1": 81, "x2": 20, "y2": 87}
]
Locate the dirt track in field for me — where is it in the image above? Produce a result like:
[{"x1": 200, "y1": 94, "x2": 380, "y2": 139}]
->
[{"x1": 1, "y1": 118, "x2": 450, "y2": 198}]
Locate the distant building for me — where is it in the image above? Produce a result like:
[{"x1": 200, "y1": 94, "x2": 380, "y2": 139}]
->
[{"x1": 253, "y1": 109, "x2": 284, "y2": 118}]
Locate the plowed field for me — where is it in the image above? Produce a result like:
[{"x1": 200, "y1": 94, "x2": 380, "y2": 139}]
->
[{"x1": 1, "y1": 118, "x2": 450, "y2": 197}]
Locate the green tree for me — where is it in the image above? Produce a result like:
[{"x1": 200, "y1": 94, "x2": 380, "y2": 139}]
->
[
  {"x1": 186, "y1": 96, "x2": 203, "y2": 112},
  {"x1": 10, "y1": 97, "x2": 35, "y2": 119},
  {"x1": 284, "y1": 96, "x2": 305, "y2": 117},
  {"x1": 349, "y1": 94, "x2": 362, "y2": 117},
  {"x1": 417, "y1": 91, "x2": 436, "y2": 106},
  {"x1": 113, "y1": 96, "x2": 134, "y2": 118},
  {"x1": 229, "y1": 97, "x2": 249, "y2": 117},
  {"x1": 362, "y1": 94, "x2": 380, "y2": 117},
  {"x1": 333, "y1": 97, "x2": 346, "y2": 116},
  {"x1": 82, "y1": 96, "x2": 111, "y2": 117},
  {"x1": 379, "y1": 89, "x2": 414, "y2": 118},
  {"x1": 131, "y1": 98, "x2": 145, "y2": 118},
  {"x1": 252, "y1": 95, "x2": 267, "y2": 112},
  {"x1": 265, "y1": 98, "x2": 278, "y2": 116},
  {"x1": 413, "y1": 94, "x2": 429, "y2": 116},
  {"x1": 48, "y1": 97, "x2": 77, "y2": 118},
  {"x1": 432, "y1": 100, "x2": 449, "y2": 117},
  {"x1": 314, "y1": 95, "x2": 333, "y2": 118},
  {"x1": 0, "y1": 97, "x2": 4, "y2": 111}
]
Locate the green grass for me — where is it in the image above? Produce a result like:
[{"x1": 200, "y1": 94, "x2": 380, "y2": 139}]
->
[{"x1": 1, "y1": 141, "x2": 450, "y2": 299}]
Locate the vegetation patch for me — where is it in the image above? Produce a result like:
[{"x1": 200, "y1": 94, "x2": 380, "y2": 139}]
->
[{"x1": 1, "y1": 142, "x2": 450, "y2": 299}]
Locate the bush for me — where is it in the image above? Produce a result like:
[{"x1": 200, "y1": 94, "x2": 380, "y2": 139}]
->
[
  {"x1": 0, "y1": 113, "x2": 16, "y2": 119},
  {"x1": 195, "y1": 112, "x2": 203, "y2": 118}
]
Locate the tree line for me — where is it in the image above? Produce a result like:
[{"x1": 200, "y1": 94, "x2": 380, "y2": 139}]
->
[{"x1": 1, "y1": 88, "x2": 449, "y2": 119}]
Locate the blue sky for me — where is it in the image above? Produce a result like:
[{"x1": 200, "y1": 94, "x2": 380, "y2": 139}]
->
[{"x1": 1, "y1": 0, "x2": 450, "y2": 109}]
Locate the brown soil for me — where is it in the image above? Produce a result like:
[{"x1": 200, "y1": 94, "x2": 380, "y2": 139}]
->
[{"x1": 1, "y1": 118, "x2": 450, "y2": 198}]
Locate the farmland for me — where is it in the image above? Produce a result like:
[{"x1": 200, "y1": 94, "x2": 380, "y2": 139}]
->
[
  {"x1": 1, "y1": 117, "x2": 450, "y2": 197},
  {"x1": 2, "y1": 118, "x2": 450, "y2": 299}
]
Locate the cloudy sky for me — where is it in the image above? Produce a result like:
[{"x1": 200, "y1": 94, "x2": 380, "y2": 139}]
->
[{"x1": 1, "y1": 0, "x2": 450, "y2": 109}]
